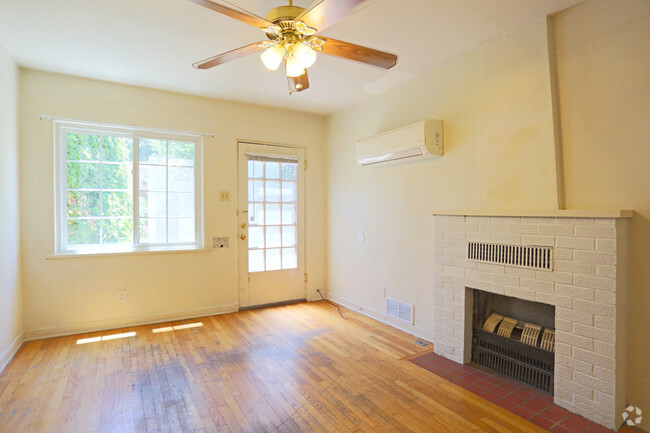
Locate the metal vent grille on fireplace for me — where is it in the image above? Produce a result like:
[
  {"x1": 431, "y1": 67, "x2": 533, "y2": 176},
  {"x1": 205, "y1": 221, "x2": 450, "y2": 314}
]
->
[{"x1": 467, "y1": 242, "x2": 553, "y2": 271}]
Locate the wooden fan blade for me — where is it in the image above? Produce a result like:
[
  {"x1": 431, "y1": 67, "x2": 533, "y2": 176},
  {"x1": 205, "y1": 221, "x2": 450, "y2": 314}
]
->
[
  {"x1": 319, "y1": 37, "x2": 397, "y2": 69},
  {"x1": 193, "y1": 42, "x2": 265, "y2": 69},
  {"x1": 295, "y1": 0, "x2": 370, "y2": 32},
  {"x1": 188, "y1": 0, "x2": 272, "y2": 28},
  {"x1": 288, "y1": 70, "x2": 310, "y2": 93}
]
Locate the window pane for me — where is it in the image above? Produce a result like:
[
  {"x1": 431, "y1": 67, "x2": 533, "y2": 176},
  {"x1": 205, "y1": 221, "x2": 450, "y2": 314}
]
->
[
  {"x1": 248, "y1": 203, "x2": 264, "y2": 225},
  {"x1": 168, "y1": 218, "x2": 195, "y2": 243},
  {"x1": 249, "y1": 249, "x2": 264, "y2": 272},
  {"x1": 139, "y1": 165, "x2": 166, "y2": 191},
  {"x1": 281, "y1": 163, "x2": 297, "y2": 180},
  {"x1": 266, "y1": 203, "x2": 281, "y2": 225},
  {"x1": 266, "y1": 226, "x2": 281, "y2": 248},
  {"x1": 67, "y1": 133, "x2": 100, "y2": 161},
  {"x1": 265, "y1": 181, "x2": 280, "y2": 202},
  {"x1": 102, "y1": 136, "x2": 133, "y2": 162},
  {"x1": 282, "y1": 247, "x2": 297, "y2": 269},
  {"x1": 168, "y1": 167, "x2": 194, "y2": 192},
  {"x1": 265, "y1": 162, "x2": 280, "y2": 179},
  {"x1": 60, "y1": 127, "x2": 201, "y2": 252},
  {"x1": 102, "y1": 191, "x2": 132, "y2": 217},
  {"x1": 101, "y1": 218, "x2": 133, "y2": 244},
  {"x1": 248, "y1": 226, "x2": 264, "y2": 249},
  {"x1": 102, "y1": 163, "x2": 131, "y2": 189},
  {"x1": 139, "y1": 192, "x2": 166, "y2": 218},
  {"x1": 139, "y1": 217, "x2": 166, "y2": 244},
  {"x1": 248, "y1": 160, "x2": 264, "y2": 179},
  {"x1": 281, "y1": 181, "x2": 296, "y2": 202},
  {"x1": 250, "y1": 180, "x2": 264, "y2": 202},
  {"x1": 137, "y1": 137, "x2": 198, "y2": 247},
  {"x1": 67, "y1": 162, "x2": 100, "y2": 189},
  {"x1": 65, "y1": 132, "x2": 137, "y2": 248},
  {"x1": 168, "y1": 142, "x2": 194, "y2": 167},
  {"x1": 67, "y1": 219, "x2": 100, "y2": 245},
  {"x1": 168, "y1": 192, "x2": 194, "y2": 218},
  {"x1": 266, "y1": 248, "x2": 281, "y2": 271},
  {"x1": 282, "y1": 226, "x2": 296, "y2": 247},
  {"x1": 139, "y1": 139, "x2": 167, "y2": 164},
  {"x1": 282, "y1": 204, "x2": 296, "y2": 225},
  {"x1": 67, "y1": 191, "x2": 101, "y2": 218}
]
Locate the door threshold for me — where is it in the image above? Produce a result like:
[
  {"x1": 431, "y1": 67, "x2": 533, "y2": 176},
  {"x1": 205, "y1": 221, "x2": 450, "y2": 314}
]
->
[{"x1": 239, "y1": 298, "x2": 307, "y2": 311}]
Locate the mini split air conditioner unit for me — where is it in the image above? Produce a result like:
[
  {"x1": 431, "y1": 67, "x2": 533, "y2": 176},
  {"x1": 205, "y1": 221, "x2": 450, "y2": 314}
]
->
[{"x1": 356, "y1": 119, "x2": 443, "y2": 166}]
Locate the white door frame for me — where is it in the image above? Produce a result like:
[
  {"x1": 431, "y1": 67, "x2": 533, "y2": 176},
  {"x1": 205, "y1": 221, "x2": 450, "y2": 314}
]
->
[{"x1": 236, "y1": 140, "x2": 307, "y2": 309}]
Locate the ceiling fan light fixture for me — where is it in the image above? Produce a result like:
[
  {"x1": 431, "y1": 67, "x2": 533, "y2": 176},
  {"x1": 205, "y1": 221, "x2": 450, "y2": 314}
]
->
[
  {"x1": 189, "y1": 0, "x2": 398, "y2": 93},
  {"x1": 263, "y1": 24, "x2": 282, "y2": 36},
  {"x1": 295, "y1": 21, "x2": 316, "y2": 36},
  {"x1": 261, "y1": 44, "x2": 285, "y2": 71},
  {"x1": 308, "y1": 37, "x2": 325, "y2": 51},
  {"x1": 285, "y1": 55, "x2": 305, "y2": 78},
  {"x1": 292, "y1": 42, "x2": 317, "y2": 69}
]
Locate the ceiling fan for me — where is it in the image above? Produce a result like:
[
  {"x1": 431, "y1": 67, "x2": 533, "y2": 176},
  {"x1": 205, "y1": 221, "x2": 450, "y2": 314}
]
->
[{"x1": 188, "y1": 0, "x2": 397, "y2": 93}]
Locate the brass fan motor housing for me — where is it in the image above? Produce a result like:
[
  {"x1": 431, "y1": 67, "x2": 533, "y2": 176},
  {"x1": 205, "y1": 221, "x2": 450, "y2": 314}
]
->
[{"x1": 265, "y1": 5, "x2": 305, "y2": 23}]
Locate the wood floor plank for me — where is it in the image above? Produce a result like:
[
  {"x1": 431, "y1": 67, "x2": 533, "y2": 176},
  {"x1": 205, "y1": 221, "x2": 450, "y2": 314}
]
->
[{"x1": 0, "y1": 301, "x2": 599, "y2": 432}]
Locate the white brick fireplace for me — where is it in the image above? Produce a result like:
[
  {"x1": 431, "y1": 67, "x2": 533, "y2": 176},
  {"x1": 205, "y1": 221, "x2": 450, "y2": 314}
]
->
[{"x1": 432, "y1": 210, "x2": 631, "y2": 429}]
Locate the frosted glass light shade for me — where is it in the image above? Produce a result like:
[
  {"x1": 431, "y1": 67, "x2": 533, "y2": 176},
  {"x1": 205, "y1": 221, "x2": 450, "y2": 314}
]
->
[
  {"x1": 292, "y1": 43, "x2": 317, "y2": 68},
  {"x1": 261, "y1": 44, "x2": 285, "y2": 71},
  {"x1": 285, "y1": 56, "x2": 305, "y2": 78}
]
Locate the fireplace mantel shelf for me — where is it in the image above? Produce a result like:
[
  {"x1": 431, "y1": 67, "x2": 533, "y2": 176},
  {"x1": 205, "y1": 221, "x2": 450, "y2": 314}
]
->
[{"x1": 432, "y1": 209, "x2": 633, "y2": 218}]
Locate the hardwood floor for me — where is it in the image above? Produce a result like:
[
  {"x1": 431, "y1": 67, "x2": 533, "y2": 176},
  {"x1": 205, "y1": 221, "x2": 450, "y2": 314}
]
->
[{"x1": 0, "y1": 301, "x2": 608, "y2": 432}]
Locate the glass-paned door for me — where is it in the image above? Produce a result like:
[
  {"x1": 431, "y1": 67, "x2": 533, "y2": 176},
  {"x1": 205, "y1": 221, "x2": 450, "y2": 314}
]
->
[
  {"x1": 247, "y1": 156, "x2": 298, "y2": 272},
  {"x1": 238, "y1": 143, "x2": 305, "y2": 308}
]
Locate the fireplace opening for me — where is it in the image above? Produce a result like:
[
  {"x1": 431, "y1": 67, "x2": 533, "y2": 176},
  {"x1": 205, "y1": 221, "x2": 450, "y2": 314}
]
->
[{"x1": 471, "y1": 289, "x2": 555, "y2": 394}]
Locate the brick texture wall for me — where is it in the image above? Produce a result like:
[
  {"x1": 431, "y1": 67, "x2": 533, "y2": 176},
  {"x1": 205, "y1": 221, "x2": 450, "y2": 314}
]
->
[{"x1": 433, "y1": 214, "x2": 628, "y2": 429}]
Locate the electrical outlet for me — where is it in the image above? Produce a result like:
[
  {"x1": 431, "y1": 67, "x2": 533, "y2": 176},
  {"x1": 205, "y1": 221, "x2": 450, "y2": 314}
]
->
[
  {"x1": 117, "y1": 290, "x2": 127, "y2": 303},
  {"x1": 220, "y1": 191, "x2": 230, "y2": 201},
  {"x1": 380, "y1": 286, "x2": 386, "y2": 297},
  {"x1": 213, "y1": 236, "x2": 230, "y2": 248}
]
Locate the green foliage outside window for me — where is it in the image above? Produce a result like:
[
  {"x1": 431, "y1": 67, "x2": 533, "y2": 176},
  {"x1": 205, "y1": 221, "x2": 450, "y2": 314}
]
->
[
  {"x1": 66, "y1": 133, "x2": 134, "y2": 246},
  {"x1": 64, "y1": 132, "x2": 197, "y2": 248}
]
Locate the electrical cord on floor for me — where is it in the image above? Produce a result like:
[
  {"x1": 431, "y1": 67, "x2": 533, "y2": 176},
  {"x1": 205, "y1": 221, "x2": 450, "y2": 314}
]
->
[{"x1": 316, "y1": 289, "x2": 347, "y2": 320}]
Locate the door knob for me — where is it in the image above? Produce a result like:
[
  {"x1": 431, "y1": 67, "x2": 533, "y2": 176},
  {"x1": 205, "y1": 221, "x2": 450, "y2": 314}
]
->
[{"x1": 240, "y1": 233, "x2": 247, "y2": 240}]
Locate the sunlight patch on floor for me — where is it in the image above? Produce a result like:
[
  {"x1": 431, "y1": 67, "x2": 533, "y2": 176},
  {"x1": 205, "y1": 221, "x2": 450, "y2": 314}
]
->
[
  {"x1": 152, "y1": 322, "x2": 203, "y2": 333},
  {"x1": 76, "y1": 331, "x2": 136, "y2": 345}
]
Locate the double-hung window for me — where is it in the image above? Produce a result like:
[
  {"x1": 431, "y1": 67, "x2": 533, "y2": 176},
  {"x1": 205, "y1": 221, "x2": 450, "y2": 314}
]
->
[{"x1": 55, "y1": 121, "x2": 203, "y2": 254}]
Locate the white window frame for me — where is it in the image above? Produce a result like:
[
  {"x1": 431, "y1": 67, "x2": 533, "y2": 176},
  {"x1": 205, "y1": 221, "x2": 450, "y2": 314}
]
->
[{"x1": 54, "y1": 121, "x2": 204, "y2": 255}]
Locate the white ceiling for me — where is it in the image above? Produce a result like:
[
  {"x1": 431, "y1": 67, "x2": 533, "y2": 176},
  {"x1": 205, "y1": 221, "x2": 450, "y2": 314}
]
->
[{"x1": 0, "y1": 0, "x2": 583, "y2": 114}]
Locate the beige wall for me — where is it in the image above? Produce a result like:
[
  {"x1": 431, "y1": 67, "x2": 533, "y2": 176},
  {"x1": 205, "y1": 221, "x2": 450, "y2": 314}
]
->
[
  {"x1": 7, "y1": 0, "x2": 649, "y2": 427},
  {"x1": 19, "y1": 70, "x2": 326, "y2": 339},
  {"x1": 0, "y1": 42, "x2": 22, "y2": 371},
  {"x1": 554, "y1": 0, "x2": 650, "y2": 429},
  {"x1": 326, "y1": 17, "x2": 560, "y2": 338},
  {"x1": 326, "y1": 0, "x2": 649, "y2": 428}
]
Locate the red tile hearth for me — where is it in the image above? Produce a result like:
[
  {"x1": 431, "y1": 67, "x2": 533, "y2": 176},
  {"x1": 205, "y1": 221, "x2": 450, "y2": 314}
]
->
[{"x1": 409, "y1": 352, "x2": 617, "y2": 433}]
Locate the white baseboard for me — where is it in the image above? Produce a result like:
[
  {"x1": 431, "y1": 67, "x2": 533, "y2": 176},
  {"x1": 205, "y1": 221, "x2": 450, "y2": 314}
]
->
[
  {"x1": 0, "y1": 331, "x2": 24, "y2": 373},
  {"x1": 327, "y1": 293, "x2": 435, "y2": 343},
  {"x1": 23, "y1": 303, "x2": 239, "y2": 341}
]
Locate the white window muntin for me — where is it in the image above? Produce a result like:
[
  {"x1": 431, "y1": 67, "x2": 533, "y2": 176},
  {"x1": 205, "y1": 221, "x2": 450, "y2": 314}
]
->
[
  {"x1": 54, "y1": 121, "x2": 203, "y2": 255},
  {"x1": 246, "y1": 154, "x2": 299, "y2": 272}
]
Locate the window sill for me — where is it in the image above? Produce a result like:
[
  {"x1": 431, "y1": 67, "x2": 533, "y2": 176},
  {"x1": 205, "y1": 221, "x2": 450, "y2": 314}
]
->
[{"x1": 47, "y1": 247, "x2": 212, "y2": 259}]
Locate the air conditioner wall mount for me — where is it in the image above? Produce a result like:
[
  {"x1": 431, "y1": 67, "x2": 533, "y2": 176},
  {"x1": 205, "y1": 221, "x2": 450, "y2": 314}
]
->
[{"x1": 356, "y1": 119, "x2": 443, "y2": 166}]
